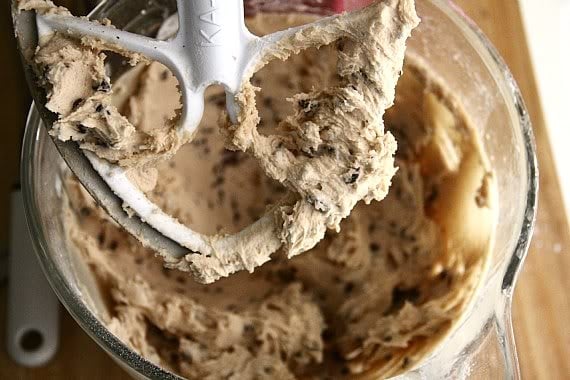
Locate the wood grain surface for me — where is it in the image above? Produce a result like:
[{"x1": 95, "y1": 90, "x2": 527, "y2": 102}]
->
[{"x1": 1, "y1": 0, "x2": 569, "y2": 378}]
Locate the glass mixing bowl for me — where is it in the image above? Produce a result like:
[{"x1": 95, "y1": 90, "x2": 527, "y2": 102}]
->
[{"x1": 21, "y1": 0, "x2": 538, "y2": 378}]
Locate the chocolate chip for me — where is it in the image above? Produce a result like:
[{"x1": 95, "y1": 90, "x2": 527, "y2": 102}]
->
[
  {"x1": 76, "y1": 124, "x2": 88, "y2": 134},
  {"x1": 276, "y1": 267, "x2": 297, "y2": 282},
  {"x1": 324, "y1": 145, "x2": 335, "y2": 154},
  {"x1": 108, "y1": 240, "x2": 118, "y2": 251},
  {"x1": 79, "y1": 207, "x2": 91, "y2": 217},
  {"x1": 191, "y1": 137, "x2": 206, "y2": 146},
  {"x1": 369, "y1": 242, "x2": 380, "y2": 252},
  {"x1": 226, "y1": 304, "x2": 237, "y2": 311},
  {"x1": 343, "y1": 167, "x2": 361, "y2": 184},
  {"x1": 161, "y1": 267, "x2": 172, "y2": 278},
  {"x1": 161, "y1": 70, "x2": 169, "y2": 81},
  {"x1": 306, "y1": 195, "x2": 329, "y2": 213},
  {"x1": 211, "y1": 176, "x2": 224, "y2": 188},
  {"x1": 387, "y1": 287, "x2": 420, "y2": 314},
  {"x1": 298, "y1": 98, "x2": 318, "y2": 113},
  {"x1": 72, "y1": 98, "x2": 84, "y2": 110},
  {"x1": 221, "y1": 150, "x2": 241, "y2": 167},
  {"x1": 95, "y1": 104, "x2": 104, "y2": 113},
  {"x1": 426, "y1": 187, "x2": 439, "y2": 204},
  {"x1": 395, "y1": 186, "x2": 403, "y2": 199},
  {"x1": 322, "y1": 328, "x2": 333, "y2": 341},
  {"x1": 169, "y1": 352, "x2": 179, "y2": 363},
  {"x1": 95, "y1": 79, "x2": 111, "y2": 92}
]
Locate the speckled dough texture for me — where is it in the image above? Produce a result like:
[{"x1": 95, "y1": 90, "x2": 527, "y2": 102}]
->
[
  {"x1": 18, "y1": 0, "x2": 184, "y2": 167},
  {"x1": 61, "y1": 11, "x2": 496, "y2": 379},
  {"x1": 22, "y1": 0, "x2": 422, "y2": 283},
  {"x1": 179, "y1": 0, "x2": 420, "y2": 282}
]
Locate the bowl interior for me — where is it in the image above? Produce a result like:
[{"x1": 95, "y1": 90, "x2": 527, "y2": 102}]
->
[{"x1": 21, "y1": 0, "x2": 537, "y2": 378}]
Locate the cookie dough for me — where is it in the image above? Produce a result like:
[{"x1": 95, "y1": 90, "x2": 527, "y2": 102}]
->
[
  {"x1": 18, "y1": 0, "x2": 183, "y2": 167},
  {"x1": 171, "y1": 0, "x2": 420, "y2": 283},
  {"x1": 61, "y1": 12, "x2": 496, "y2": 378},
  {"x1": 221, "y1": 0, "x2": 420, "y2": 258},
  {"x1": 21, "y1": 0, "x2": 420, "y2": 281}
]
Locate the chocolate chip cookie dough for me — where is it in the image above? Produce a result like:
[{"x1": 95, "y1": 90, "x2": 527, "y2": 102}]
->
[
  {"x1": 61, "y1": 11, "x2": 496, "y2": 379},
  {"x1": 21, "y1": 0, "x2": 420, "y2": 280},
  {"x1": 175, "y1": 0, "x2": 420, "y2": 283},
  {"x1": 18, "y1": 0, "x2": 180, "y2": 167},
  {"x1": 218, "y1": 0, "x2": 419, "y2": 261}
]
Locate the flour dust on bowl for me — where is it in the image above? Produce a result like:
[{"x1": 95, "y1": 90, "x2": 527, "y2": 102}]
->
[{"x1": 21, "y1": 0, "x2": 537, "y2": 379}]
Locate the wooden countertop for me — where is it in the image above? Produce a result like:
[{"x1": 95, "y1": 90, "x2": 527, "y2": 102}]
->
[{"x1": 1, "y1": 0, "x2": 569, "y2": 378}]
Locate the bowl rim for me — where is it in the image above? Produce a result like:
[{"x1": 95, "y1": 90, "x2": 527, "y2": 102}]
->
[{"x1": 21, "y1": 0, "x2": 538, "y2": 378}]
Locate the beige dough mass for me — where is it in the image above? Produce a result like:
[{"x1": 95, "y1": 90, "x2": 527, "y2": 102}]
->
[
  {"x1": 22, "y1": 0, "x2": 421, "y2": 282},
  {"x1": 61, "y1": 12, "x2": 496, "y2": 379},
  {"x1": 18, "y1": 0, "x2": 182, "y2": 167},
  {"x1": 22, "y1": 1, "x2": 497, "y2": 377}
]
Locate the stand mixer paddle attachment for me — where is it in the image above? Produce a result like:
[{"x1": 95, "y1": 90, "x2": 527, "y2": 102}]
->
[{"x1": 12, "y1": 0, "x2": 419, "y2": 283}]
